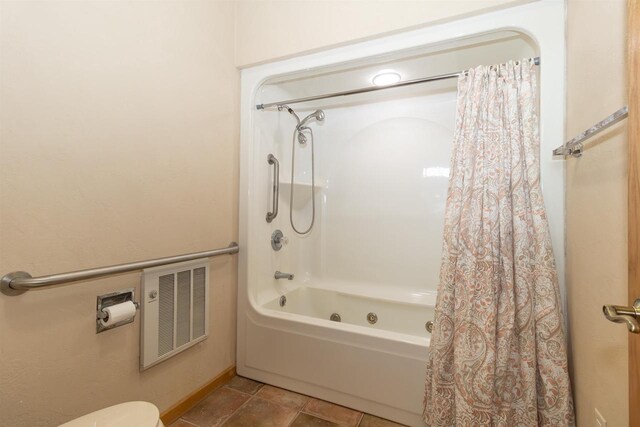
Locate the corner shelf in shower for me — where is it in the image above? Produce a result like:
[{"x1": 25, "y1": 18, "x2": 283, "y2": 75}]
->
[{"x1": 279, "y1": 181, "x2": 323, "y2": 209}]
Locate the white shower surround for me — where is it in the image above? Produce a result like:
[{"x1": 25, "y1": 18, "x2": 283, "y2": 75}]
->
[{"x1": 238, "y1": 2, "x2": 566, "y2": 426}]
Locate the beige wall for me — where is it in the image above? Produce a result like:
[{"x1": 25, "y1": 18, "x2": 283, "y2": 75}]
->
[
  {"x1": 234, "y1": 0, "x2": 525, "y2": 67},
  {"x1": 0, "y1": 1, "x2": 238, "y2": 426},
  {"x1": 565, "y1": 1, "x2": 628, "y2": 426}
]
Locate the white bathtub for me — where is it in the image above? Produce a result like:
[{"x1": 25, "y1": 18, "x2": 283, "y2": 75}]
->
[
  {"x1": 238, "y1": 3, "x2": 565, "y2": 426},
  {"x1": 241, "y1": 285, "x2": 433, "y2": 426}
]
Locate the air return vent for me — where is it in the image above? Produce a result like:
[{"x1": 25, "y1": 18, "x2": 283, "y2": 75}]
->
[{"x1": 140, "y1": 259, "x2": 209, "y2": 370}]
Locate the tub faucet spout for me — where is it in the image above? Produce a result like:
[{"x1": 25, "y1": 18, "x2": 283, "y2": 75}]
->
[{"x1": 274, "y1": 271, "x2": 294, "y2": 280}]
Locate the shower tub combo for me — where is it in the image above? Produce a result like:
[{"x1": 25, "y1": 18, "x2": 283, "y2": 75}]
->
[{"x1": 238, "y1": 3, "x2": 565, "y2": 426}]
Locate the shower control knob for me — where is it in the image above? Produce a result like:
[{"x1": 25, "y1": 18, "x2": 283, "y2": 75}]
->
[
  {"x1": 149, "y1": 290, "x2": 158, "y2": 299},
  {"x1": 271, "y1": 230, "x2": 288, "y2": 251}
]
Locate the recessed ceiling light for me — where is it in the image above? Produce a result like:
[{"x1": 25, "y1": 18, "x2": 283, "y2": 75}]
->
[{"x1": 372, "y1": 70, "x2": 401, "y2": 86}]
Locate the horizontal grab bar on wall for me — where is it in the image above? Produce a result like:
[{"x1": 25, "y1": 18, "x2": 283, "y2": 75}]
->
[{"x1": 1, "y1": 242, "x2": 239, "y2": 296}]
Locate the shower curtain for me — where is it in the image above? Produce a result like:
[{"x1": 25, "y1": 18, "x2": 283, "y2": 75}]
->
[{"x1": 423, "y1": 60, "x2": 574, "y2": 426}]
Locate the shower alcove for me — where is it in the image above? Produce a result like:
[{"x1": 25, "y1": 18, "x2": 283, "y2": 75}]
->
[{"x1": 238, "y1": 3, "x2": 565, "y2": 426}]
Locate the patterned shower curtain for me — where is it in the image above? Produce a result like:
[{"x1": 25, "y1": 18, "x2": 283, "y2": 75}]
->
[{"x1": 423, "y1": 60, "x2": 574, "y2": 426}]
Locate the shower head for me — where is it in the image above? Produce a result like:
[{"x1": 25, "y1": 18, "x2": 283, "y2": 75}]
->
[
  {"x1": 297, "y1": 128, "x2": 308, "y2": 144},
  {"x1": 279, "y1": 106, "x2": 325, "y2": 144},
  {"x1": 295, "y1": 110, "x2": 325, "y2": 144},
  {"x1": 298, "y1": 110, "x2": 325, "y2": 128}
]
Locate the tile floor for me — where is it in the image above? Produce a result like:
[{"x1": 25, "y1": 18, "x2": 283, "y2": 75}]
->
[{"x1": 170, "y1": 375, "x2": 407, "y2": 427}]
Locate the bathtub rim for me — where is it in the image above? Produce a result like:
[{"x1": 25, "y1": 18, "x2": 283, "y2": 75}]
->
[{"x1": 257, "y1": 285, "x2": 433, "y2": 347}]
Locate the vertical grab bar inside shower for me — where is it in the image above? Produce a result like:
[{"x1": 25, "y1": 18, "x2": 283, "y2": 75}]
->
[{"x1": 266, "y1": 154, "x2": 279, "y2": 222}]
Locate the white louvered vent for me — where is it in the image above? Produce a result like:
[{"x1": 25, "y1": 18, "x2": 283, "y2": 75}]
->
[{"x1": 140, "y1": 259, "x2": 210, "y2": 370}]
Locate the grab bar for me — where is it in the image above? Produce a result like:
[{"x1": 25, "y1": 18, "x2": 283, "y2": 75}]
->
[
  {"x1": 1, "y1": 242, "x2": 239, "y2": 296},
  {"x1": 266, "y1": 154, "x2": 279, "y2": 223}
]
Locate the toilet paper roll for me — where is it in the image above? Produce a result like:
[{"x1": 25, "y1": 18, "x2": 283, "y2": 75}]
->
[{"x1": 100, "y1": 300, "x2": 136, "y2": 327}]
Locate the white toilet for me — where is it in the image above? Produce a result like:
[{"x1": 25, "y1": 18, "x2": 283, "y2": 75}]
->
[{"x1": 58, "y1": 401, "x2": 165, "y2": 427}]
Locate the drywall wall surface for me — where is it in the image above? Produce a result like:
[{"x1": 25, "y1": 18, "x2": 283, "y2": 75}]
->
[
  {"x1": 565, "y1": 1, "x2": 628, "y2": 426},
  {"x1": 234, "y1": 0, "x2": 526, "y2": 67},
  {"x1": 0, "y1": 1, "x2": 239, "y2": 425}
]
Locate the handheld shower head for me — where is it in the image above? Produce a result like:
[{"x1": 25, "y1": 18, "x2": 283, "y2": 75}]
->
[
  {"x1": 295, "y1": 110, "x2": 324, "y2": 145},
  {"x1": 297, "y1": 131, "x2": 307, "y2": 144},
  {"x1": 279, "y1": 106, "x2": 324, "y2": 144},
  {"x1": 298, "y1": 110, "x2": 325, "y2": 128}
]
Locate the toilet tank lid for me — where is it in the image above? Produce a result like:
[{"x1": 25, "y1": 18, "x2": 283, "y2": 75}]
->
[{"x1": 59, "y1": 401, "x2": 160, "y2": 427}]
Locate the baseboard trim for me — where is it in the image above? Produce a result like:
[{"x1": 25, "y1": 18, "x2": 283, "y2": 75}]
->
[{"x1": 160, "y1": 365, "x2": 236, "y2": 425}]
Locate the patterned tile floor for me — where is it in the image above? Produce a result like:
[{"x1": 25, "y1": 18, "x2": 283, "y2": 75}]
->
[{"x1": 170, "y1": 375, "x2": 407, "y2": 427}]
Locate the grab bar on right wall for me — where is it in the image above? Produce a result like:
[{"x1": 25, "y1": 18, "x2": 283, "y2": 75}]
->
[{"x1": 266, "y1": 154, "x2": 279, "y2": 223}]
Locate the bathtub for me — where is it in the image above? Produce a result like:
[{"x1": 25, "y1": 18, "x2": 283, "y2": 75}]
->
[
  {"x1": 241, "y1": 284, "x2": 433, "y2": 426},
  {"x1": 238, "y1": 3, "x2": 565, "y2": 426}
]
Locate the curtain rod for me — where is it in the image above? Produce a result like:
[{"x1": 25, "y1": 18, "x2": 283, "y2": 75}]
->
[{"x1": 256, "y1": 56, "x2": 540, "y2": 110}]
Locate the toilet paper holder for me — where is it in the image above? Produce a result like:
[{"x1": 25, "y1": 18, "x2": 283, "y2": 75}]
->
[{"x1": 96, "y1": 288, "x2": 140, "y2": 334}]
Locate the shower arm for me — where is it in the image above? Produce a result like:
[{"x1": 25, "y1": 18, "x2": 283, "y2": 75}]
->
[{"x1": 278, "y1": 104, "x2": 300, "y2": 126}]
